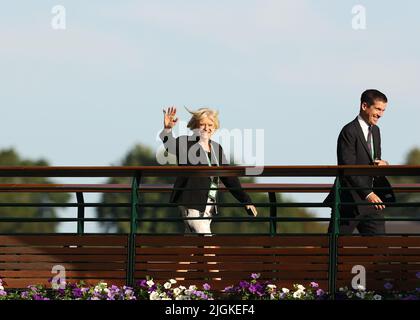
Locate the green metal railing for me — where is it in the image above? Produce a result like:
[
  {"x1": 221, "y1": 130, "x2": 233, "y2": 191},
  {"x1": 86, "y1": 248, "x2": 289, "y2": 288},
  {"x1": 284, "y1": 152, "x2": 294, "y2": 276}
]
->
[{"x1": 0, "y1": 165, "x2": 419, "y2": 293}]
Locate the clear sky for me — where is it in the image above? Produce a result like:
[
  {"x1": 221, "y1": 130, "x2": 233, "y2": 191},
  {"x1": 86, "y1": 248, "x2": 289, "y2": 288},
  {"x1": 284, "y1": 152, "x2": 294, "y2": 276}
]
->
[{"x1": 1, "y1": 1, "x2": 419, "y2": 231}]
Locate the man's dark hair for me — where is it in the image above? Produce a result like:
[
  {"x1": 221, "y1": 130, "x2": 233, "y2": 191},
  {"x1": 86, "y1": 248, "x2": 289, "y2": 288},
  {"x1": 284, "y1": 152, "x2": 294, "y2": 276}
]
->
[{"x1": 361, "y1": 89, "x2": 388, "y2": 106}]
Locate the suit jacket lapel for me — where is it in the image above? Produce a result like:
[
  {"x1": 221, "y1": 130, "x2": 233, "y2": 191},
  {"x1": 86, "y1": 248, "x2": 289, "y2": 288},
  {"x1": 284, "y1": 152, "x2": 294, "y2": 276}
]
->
[{"x1": 353, "y1": 117, "x2": 374, "y2": 162}]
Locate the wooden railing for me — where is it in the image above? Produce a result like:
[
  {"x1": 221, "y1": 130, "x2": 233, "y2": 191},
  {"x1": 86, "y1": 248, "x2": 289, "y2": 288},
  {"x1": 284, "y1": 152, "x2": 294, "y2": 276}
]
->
[{"x1": 0, "y1": 166, "x2": 419, "y2": 296}]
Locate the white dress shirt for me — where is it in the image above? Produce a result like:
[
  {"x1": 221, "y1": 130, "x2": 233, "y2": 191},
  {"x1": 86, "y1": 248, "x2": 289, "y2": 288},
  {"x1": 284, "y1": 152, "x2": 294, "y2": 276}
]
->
[{"x1": 357, "y1": 115, "x2": 371, "y2": 141}]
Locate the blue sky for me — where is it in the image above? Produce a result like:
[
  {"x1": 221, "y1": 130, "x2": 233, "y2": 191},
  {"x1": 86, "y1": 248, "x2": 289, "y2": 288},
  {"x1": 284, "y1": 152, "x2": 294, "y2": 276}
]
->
[{"x1": 1, "y1": 1, "x2": 419, "y2": 231}]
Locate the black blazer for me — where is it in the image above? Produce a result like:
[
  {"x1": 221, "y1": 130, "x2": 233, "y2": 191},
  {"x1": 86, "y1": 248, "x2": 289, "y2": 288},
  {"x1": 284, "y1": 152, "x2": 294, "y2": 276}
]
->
[
  {"x1": 324, "y1": 117, "x2": 382, "y2": 216},
  {"x1": 160, "y1": 129, "x2": 251, "y2": 213}
]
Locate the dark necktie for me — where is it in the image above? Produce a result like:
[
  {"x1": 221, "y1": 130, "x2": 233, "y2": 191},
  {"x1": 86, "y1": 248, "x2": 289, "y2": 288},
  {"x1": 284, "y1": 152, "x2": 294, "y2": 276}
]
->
[{"x1": 367, "y1": 125, "x2": 374, "y2": 159}]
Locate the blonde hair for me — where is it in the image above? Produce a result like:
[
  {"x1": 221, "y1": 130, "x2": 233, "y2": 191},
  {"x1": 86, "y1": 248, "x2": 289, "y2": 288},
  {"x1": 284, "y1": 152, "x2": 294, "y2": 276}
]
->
[{"x1": 186, "y1": 107, "x2": 220, "y2": 130}]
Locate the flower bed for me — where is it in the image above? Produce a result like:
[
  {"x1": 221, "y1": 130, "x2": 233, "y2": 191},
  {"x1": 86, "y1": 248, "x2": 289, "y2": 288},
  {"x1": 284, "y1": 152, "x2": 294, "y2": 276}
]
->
[{"x1": 1, "y1": 273, "x2": 419, "y2": 300}]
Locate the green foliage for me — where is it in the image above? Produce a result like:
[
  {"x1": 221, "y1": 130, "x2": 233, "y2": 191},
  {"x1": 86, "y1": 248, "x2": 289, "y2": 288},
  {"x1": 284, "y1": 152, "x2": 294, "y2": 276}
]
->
[
  {"x1": 96, "y1": 144, "x2": 182, "y2": 233},
  {"x1": 0, "y1": 148, "x2": 70, "y2": 233},
  {"x1": 96, "y1": 143, "x2": 325, "y2": 234},
  {"x1": 213, "y1": 178, "x2": 326, "y2": 234},
  {"x1": 388, "y1": 147, "x2": 420, "y2": 217}
]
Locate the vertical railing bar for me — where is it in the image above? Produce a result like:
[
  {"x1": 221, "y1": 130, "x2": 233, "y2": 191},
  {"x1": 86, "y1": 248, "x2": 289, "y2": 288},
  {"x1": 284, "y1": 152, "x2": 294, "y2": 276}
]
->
[
  {"x1": 76, "y1": 192, "x2": 84, "y2": 235},
  {"x1": 268, "y1": 192, "x2": 277, "y2": 236},
  {"x1": 329, "y1": 174, "x2": 341, "y2": 299},
  {"x1": 127, "y1": 173, "x2": 141, "y2": 287}
]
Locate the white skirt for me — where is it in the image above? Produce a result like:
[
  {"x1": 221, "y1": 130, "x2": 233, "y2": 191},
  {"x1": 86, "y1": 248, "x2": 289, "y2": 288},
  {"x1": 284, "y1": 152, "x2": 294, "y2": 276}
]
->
[{"x1": 178, "y1": 197, "x2": 215, "y2": 234}]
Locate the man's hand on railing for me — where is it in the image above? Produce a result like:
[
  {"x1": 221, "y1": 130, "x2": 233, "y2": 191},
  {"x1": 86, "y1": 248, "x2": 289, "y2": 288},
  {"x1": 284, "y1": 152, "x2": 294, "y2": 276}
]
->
[
  {"x1": 245, "y1": 205, "x2": 258, "y2": 217},
  {"x1": 374, "y1": 158, "x2": 389, "y2": 166},
  {"x1": 366, "y1": 192, "x2": 386, "y2": 210}
]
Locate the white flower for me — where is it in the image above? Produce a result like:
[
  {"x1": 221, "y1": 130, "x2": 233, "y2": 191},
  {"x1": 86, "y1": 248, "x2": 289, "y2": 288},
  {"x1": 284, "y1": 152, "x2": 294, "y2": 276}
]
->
[
  {"x1": 184, "y1": 290, "x2": 192, "y2": 296},
  {"x1": 164, "y1": 282, "x2": 171, "y2": 289},
  {"x1": 356, "y1": 292, "x2": 366, "y2": 299},
  {"x1": 282, "y1": 288, "x2": 290, "y2": 294},
  {"x1": 173, "y1": 288, "x2": 181, "y2": 296},
  {"x1": 293, "y1": 291, "x2": 304, "y2": 299},
  {"x1": 169, "y1": 279, "x2": 177, "y2": 284},
  {"x1": 189, "y1": 285, "x2": 197, "y2": 291},
  {"x1": 357, "y1": 285, "x2": 365, "y2": 291},
  {"x1": 339, "y1": 287, "x2": 345, "y2": 292},
  {"x1": 179, "y1": 285, "x2": 186, "y2": 291},
  {"x1": 0, "y1": 285, "x2": 4, "y2": 291},
  {"x1": 373, "y1": 294, "x2": 382, "y2": 300},
  {"x1": 146, "y1": 280, "x2": 155, "y2": 287},
  {"x1": 267, "y1": 284, "x2": 276, "y2": 290},
  {"x1": 149, "y1": 291, "x2": 160, "y2": 300},
  {"x1": 297, "y1": 285, "x2": 305, "y2": 291}
]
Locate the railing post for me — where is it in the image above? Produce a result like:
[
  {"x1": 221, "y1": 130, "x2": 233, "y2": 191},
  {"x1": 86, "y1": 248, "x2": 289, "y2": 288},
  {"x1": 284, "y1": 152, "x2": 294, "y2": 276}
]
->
[
  {"x1": 268, "y1": 192, "x2": 277, "y2": 235},
  {"x1": 127, "y1": 173, "x2": 141, "y2": 287},
  {"x1": 329, "y1": 176, "x2": 341, "y2": 299},
  {"x1": 76, "y1": 192, "x2": 85, "y2": 235}
]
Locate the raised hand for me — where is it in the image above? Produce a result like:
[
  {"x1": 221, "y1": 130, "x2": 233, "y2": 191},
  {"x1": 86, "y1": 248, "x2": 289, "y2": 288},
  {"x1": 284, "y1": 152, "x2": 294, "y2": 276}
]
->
[{"x1": 163, "y1": 106, "x2": 178, "y2": 129}]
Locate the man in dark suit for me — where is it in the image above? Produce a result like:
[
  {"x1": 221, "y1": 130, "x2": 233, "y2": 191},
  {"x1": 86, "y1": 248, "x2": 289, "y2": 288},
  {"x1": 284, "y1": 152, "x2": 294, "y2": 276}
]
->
[{"x1": 325, "y1": 89, "x2": 389, "y2": 234}]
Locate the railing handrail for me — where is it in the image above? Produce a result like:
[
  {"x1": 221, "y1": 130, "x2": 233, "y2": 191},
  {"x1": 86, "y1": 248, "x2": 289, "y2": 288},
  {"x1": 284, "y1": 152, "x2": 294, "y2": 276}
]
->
[
  {"x1": 0, "y1": 165, "x2": 419, "y2": 177},
  {"x1": 1, "y1": 182, "x2": 420, "y2": 193}
]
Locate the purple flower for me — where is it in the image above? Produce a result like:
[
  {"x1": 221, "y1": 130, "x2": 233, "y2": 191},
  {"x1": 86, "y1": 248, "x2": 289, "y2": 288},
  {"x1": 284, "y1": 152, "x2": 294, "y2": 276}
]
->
[
  {"x1": 416, "y1": 272, "x2": 420, "y2": 279},
  {"x1": 316, "y1": 289, "x2": 325, "y2": 296},
  {"x1": 249, "y1": 283, "x2": 264, "y2": 296},
  {"x1": 136, "y1": 280, "x2": 148, "y2": 288},
  {"x1": 222, "y1": 285, "x2": 235, "y2": 293},
  {"x1": 251, "y1": 273, "x2": 260, "y2": 280},
  {"x1": 416, "y1": 288, "x2": 420, "y2": 292},
  {"x1": 310, "y1": 282, "x2": 319, "y2": 288},
  {"x1": 402, "y1": 295, "x2": 419, "y2": 301},
  {"x1": 203, "y1": 283, "x2": 211, "y2": 291},
  {"x1": 72, "y1": 288, "x2": 83, "y2": 298},
  {"x1": 239, "y1": 281, "x2": 250, "y2": 289},
  {"x1": 248, "y1": 284, "x2": 257, "y2": 294},
  {"x1": 148, "y1": 284, "x2": 157, "y2": 293},
  {"x1": 384, "y1": 282, "x2": 393, "y2": 290}
]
